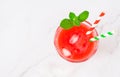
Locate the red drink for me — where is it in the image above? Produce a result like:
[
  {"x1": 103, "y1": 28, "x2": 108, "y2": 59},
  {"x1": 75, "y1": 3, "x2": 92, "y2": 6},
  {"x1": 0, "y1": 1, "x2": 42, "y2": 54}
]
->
[{"x1": 54, "y1": 21, "x2": 98, "y2": 62}]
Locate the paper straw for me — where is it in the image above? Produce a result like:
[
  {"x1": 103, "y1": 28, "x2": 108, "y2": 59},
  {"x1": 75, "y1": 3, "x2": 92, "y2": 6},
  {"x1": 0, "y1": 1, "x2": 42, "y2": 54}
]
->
[
  {"x1": 90, "y1": 31, "x2": 114, "y2": 42},
  {"x1": 86, "y1": 12, "x2": 105, "y2": 35}
]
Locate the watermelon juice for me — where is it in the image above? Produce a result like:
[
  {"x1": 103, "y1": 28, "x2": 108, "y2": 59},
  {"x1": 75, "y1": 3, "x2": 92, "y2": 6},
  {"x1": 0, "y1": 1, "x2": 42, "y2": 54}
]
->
[{"x1": 54, "y1": 21, "x2": 98, "y2": 62}]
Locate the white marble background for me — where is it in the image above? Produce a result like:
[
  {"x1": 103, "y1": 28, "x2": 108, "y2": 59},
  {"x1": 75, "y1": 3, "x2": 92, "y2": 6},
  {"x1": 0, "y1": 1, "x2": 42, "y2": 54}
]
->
[{"x1": 0, "y1": 0, "x2": 120, "y2": 77}]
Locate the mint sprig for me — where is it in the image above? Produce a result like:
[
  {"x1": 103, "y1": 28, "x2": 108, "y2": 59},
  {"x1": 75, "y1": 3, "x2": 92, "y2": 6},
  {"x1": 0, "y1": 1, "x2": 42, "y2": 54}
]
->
[{"x1": 60, "y1": 10, "x2": 89, "y2": 30}]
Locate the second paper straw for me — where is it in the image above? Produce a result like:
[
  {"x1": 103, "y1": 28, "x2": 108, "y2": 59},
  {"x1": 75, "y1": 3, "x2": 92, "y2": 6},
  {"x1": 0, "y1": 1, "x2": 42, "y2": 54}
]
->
[{"x1": 86, "y1": 12, "x2": 105, "y2": 35}]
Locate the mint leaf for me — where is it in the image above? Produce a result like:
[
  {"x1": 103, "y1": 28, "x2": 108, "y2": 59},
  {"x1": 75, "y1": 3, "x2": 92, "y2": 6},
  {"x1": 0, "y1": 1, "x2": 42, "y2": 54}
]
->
[
  {"x1": 78, "y1": 11, "x2": 89, "y2": 22},
  {"x1": 69, "y1": 12, "x2": 80, "y2": 26},
  {"x1": 60, "y1": 10, "x2": 89, "y2": 30},
  {"x1": 69, "y1": 12, "x2": 76, "y2": 21},
  {"x1": 73, "y1": 17, "x2": 80, "y2": 26},
  {"x1": 60, "y1": 19, "x2": 73, "y2": 30}
]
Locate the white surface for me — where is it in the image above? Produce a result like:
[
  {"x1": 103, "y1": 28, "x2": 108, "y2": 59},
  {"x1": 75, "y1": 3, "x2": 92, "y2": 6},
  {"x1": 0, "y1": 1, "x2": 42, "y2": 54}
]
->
[{"x1": 0, "y1": 0, "x2": 120, "y2": 77}]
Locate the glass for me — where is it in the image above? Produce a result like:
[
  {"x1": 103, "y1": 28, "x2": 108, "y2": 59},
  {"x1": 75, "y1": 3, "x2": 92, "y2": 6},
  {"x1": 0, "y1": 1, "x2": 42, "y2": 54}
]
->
[{"x1": 54, "y1": 21, "x2": 98, "y2": 62}]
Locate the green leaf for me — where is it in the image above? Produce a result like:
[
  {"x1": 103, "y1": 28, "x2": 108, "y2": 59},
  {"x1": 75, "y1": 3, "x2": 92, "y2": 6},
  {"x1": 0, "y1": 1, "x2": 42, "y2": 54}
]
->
[
  {"x1": 69, "y1": 12, "x2": 80, "y2": 26},
  {"x1": 78, "y1": 11, "x2": 89, "y2": 22},
  {"x1": 69, "y1": 12, "x2": 76, "y2": 21},
  {"x1": 60, "y1": 19, "x2": 73, "y2": 30},
  {"x1": 73, "y1": 17, "x2": 80, "y2": 26},
  {"x1": 59, "y1": 10, "x2": 89, "y2": 30}
]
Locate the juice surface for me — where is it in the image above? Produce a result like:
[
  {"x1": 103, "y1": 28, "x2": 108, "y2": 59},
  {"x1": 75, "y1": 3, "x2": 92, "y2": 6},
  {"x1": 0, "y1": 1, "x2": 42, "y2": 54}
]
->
[{"x1": 54, "y1": 21, "x2": 98, "y2": 62}]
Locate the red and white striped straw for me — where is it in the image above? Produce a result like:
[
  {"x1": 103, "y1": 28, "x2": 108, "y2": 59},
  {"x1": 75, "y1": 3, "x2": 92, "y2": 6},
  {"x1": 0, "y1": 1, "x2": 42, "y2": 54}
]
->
[{"x1": 86, "y1": 12, "x2": 105, "y2": 35}]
